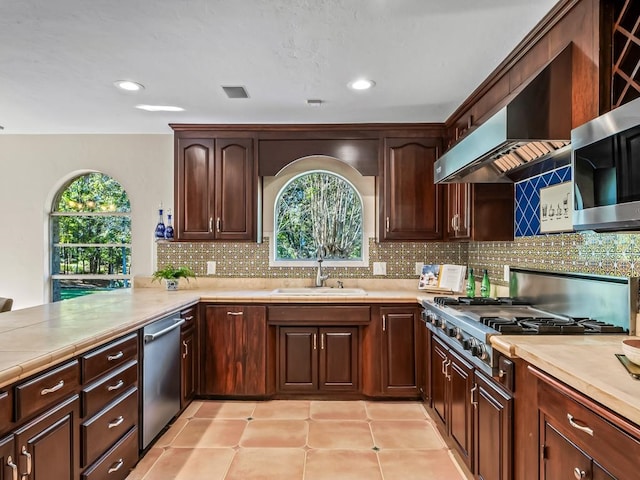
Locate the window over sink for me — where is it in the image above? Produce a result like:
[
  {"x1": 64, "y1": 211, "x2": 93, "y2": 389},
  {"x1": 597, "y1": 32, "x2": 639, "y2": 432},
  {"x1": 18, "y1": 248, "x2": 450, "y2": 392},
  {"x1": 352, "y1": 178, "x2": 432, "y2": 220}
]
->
[{"x1": 274, "y1": 170, "x2": 364, "y2": 264}]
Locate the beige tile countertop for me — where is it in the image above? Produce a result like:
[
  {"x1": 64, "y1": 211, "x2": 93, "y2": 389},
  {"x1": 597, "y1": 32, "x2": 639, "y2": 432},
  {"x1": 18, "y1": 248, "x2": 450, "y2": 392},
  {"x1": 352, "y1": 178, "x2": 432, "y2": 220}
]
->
[
  {"x1": 492, "y1": 335, "x2": 640, "y2": 426},
  {"x1": 0, "y1": 278, "x2": 432, "y2": 389}
]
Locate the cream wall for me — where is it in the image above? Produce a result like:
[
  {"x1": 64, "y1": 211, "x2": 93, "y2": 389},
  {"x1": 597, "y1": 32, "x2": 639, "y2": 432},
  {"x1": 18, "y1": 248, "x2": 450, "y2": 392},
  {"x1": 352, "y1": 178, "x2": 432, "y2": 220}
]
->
[{"x1": 0, "y1": 134, "x2": 173, "y2": 309}]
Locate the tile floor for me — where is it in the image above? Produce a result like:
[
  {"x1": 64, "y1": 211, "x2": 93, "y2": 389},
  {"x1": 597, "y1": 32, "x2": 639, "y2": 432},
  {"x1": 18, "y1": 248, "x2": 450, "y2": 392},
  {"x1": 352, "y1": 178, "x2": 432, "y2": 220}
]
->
[{"x1": 126, "y1": 400, "x2": 470, "y2": 480}]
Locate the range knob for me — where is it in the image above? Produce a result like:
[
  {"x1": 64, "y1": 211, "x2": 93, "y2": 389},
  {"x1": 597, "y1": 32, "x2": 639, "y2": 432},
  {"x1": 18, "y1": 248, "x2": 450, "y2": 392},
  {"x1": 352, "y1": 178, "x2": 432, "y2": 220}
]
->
[
  {"x1": 472, "y1": 342, "x2": 489, "y2": 361},
  {"x1": 454, "y1": 327, "x2": 464, "y2": 341},
  {"x1": 448, "y1": 326, "x2": 462, "y2": 339},
  {"x1": 439, "y1": 318, "x2": 447, "y2": 331}
]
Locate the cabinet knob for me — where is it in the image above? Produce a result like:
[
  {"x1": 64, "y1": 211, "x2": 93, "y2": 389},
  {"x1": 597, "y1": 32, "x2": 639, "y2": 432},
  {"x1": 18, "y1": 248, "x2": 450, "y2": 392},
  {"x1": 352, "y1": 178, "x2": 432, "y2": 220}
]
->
[{"x1": 573, "y1": 467, "x2": 587, "y2": 479}]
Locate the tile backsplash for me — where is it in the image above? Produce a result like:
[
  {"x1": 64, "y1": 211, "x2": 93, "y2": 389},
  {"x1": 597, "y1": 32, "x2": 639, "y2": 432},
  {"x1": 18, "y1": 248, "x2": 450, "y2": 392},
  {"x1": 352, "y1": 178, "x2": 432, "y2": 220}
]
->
[
  {"x1": 157, "y1": 238, "x2": 467, "y2": 279},
  {"x1": 515, "y1": 165, "x2": 571, "y2": 237}
]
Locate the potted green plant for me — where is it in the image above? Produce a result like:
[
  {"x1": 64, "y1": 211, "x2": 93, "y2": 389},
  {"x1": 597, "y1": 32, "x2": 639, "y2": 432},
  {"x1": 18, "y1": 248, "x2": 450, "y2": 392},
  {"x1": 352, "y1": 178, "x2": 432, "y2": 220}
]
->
[{"x1": 152, "y1": 265, "x2": 196, "y2": 290}]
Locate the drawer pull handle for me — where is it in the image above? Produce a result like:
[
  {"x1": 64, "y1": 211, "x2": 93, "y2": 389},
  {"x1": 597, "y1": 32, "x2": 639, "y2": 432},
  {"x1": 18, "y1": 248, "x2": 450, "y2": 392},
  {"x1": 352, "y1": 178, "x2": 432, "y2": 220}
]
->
[
  {"x1": 40, "y1": 380, "x2": 64, "y2": 395},
  {"x1": 227, "y1": 311, "x2": 243, "y2": 316},
  {"x1": 107, "y1": 351, "x2": 124, "y2": 361},
  {"x1": 183, "y1": 315, "x2": 194, "y2": 321},
  {"x1": 20, "y1": 446, "x2": 32, "y2": 476},
  {"x1": 7, "y1": 455, "x2": 17, "y2": 480},
  {"x1": 567, "y1": 414, "x2": 594, "y2": 436},
  {"x1": 182, "y1": 340, "x2": 188, "y2": 359},
  {"x1": 209, "y1": 217, "x2": 213, "y2": 233},
  {"x1": 573, "y1": 467, "x2": 586, "y2": 479},
  {"x1": 107, "y1": 379, "x2": 125, "y2": 392},
  {"x1": 470, "y1": 384, "x2": 478, "y2": 409},
  {"x1": 108, "y1": 458, "x2": 124, "y2": 474},
  {"x1": 108, "y1": 416, "x2": 125, "y2": 429},
  {"x1": 216, "y1": 217, "x2": 221, "y2": 232}
]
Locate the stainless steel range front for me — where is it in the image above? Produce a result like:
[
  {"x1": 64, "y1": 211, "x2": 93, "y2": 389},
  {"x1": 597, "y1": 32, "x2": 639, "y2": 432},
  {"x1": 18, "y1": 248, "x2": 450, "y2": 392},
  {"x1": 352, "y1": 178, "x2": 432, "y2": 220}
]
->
[{"x1": 420, "y1": 268, "x2": 637, "y2": 377}]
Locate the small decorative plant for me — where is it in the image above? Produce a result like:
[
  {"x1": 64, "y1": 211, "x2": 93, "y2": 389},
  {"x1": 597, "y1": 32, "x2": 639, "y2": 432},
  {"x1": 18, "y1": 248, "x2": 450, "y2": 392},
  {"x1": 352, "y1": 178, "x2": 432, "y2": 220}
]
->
[{"x1": 152, "y1": 265, "x2": 195, "y2": 290}]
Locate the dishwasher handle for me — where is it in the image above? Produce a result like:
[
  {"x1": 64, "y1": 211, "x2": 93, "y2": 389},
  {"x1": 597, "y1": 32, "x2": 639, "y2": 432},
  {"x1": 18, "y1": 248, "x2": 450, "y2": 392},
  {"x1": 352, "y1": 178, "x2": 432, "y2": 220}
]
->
[{"x1": 144, "y1": 319, "x2": 185, "y2": 343}]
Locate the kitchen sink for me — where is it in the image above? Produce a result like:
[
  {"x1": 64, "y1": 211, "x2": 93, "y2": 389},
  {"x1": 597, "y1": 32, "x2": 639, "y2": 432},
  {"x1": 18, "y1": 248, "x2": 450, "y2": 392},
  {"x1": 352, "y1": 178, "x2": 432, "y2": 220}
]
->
[{"x1": 271, "y1": 287, "x2": 367, "y2": 296}]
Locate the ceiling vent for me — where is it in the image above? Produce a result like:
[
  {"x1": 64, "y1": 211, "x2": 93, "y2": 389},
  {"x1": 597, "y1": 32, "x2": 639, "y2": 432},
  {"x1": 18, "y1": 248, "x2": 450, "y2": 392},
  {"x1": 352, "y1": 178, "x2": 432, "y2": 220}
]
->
[{"x1": 222, "y1": 86, "x2": 249, "y2": 99}]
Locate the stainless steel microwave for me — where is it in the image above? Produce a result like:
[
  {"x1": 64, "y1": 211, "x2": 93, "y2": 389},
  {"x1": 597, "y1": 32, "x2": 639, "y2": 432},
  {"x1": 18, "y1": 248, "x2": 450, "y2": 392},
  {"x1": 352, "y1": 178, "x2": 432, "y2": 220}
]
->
[{"x1": 572, "y1": 96, "x2": 640, "y2": 232}]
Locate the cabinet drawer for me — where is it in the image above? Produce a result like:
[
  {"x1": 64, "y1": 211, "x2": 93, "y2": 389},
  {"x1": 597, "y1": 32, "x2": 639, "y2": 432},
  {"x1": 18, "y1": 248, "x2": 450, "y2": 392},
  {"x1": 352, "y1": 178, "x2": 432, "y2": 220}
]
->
[
  {"x1": 180, "y1": 306, "x2": 197, "y2": 329},
  {"x1": 82, "y1": 361, "x2": 138, "y2": 418},
  {"x1": 81, "y1": 387, "x2": 138, "y2": 467},
  {"x1": 82, "y1": 334, "x2": 138, "y2": 383},
  {"x1": 268, "y1": 305, "x2": 371, "y2": 325},
  {"x1": 0, "y1": 390, "x2": 12, "y2": 433},
  {"x1": 537, "y1": 375, "x2": 640, "y2": 479},
  {"x1": 15, "y1": 360, "x2": 80, "y2": 421},
  {"x1": 82, "y1": 426, "x2": 138, "y2": 480}
]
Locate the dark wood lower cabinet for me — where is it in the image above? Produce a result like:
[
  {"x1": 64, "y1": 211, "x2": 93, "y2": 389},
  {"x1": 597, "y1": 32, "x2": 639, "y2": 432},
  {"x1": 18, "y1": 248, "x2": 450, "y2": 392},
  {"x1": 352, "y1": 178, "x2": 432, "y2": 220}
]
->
[
  {"x1": 278, "y1": 326, "x2": 359, "y2": 393},
  {"x1": 541, "y1": 421, "x2": 614, "y2": 480},
  {"x1": 180, "y1": 326, "x2": 196, "y2": 407},
  {"x1": 473, "y1": 371, "x2": 513, "y2": 480},
  {"x1": 429, "y1": 335, "x2": 473, "y2": 471},
  {"x1": 380, "y1": 307, "x2": 419, "y2": 396},
  {"x1": 13, "y1": 395, "x2": 79, "y2": 480},
  {"x1": 201, "y1": 305, "x2": 267, "y2": 396}
]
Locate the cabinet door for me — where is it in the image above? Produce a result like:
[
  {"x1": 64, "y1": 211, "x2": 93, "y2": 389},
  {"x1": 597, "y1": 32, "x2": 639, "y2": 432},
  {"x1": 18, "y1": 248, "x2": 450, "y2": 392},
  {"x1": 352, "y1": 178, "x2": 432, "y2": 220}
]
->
[
  {"x1": 278, "y1": 327, "x2": 318, "y2": 392},
  {"x1": 0, "y1": 435, "x2": 16, "y2": 480},
  {"x1": 381, "y1": 308, "x2": 418, "y2": 395},
  {"x1": 14, "y1": 395, "x2": 79, "y2": 480},
  {"x1": 180, "y1": 327, "x2": 196, "y2": 407},
  {"x1": 242, "y1": 306, "x2": 267, "y2": 395},
  {"x1": 202, "y1": 306, "x2": 266, "y2": 396},
  {"x1": 474, "y1": 371, "x2": 513, "y2": 480},
  {"x1": 430, "y1": 336, "x2": 448, "y2": 424},
  {"x1": 382, "y1": 138, "x2": 443, "y2": 241},
  {"x1": 446, "y1": 184, "x2": 470, "y2": 240},
  {"x1": 176, "y1": 138, "x2": 216, "y2": 240},
  {"x1": 202, "y1": 306, "x2": 244, "y2": 395},
  {"x1": 448, "y1": 349, "x2": 474, "y2": 470},
  {"x1": 318, "y1": 327, "x2": 359, "y2": 392},
  {"x1": 214, "y1": 138, "x2": 255, "y2": 240},
  {"x1": 541, "y1": 420, "x2": 592, "y2": 480}
]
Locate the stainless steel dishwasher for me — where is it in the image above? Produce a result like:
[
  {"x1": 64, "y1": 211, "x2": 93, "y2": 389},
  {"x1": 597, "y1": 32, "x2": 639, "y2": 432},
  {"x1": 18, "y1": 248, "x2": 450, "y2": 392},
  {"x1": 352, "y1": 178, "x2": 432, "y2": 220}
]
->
[{"x1": 142, "y1": 315, "x2": 185, "y2": 448}]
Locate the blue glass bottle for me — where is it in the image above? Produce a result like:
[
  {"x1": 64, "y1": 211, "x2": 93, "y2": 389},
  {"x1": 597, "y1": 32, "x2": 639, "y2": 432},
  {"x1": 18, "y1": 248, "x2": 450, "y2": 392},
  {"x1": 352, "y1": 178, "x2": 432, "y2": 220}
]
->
[
  {"x1": 164, "y1": 208, "x2": 174, "y2": 240},
  {"x1": 154, "y1": 203, "x2": 166, "y2": 240}
]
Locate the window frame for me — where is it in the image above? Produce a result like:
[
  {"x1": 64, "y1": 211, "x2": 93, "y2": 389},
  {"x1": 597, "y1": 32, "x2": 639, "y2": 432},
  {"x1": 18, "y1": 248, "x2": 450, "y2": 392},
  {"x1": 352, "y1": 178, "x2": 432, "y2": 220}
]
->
[
  {"x1": 271, "y1": 169, "x2": 367, "y2": 267},
  {"x1": 49, "y1": 174, "x2": 132, "y2": 302}
]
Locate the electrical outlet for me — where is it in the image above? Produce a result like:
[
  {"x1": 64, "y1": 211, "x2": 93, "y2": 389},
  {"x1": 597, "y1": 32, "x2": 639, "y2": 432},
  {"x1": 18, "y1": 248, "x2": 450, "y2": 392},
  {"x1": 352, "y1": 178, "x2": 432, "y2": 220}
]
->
[
  {"x1": 503, "y1": 265, "x2": 510, "y2": 282},
  {"x1": 415, "y1": 262, "x2": 424, "y2": 276},
  {"x1": 373, "y1": 262, "x2": 387, "y2": 275},
  {"x1": 207, "y1": 261, "x2": 217, "y2": 275}
]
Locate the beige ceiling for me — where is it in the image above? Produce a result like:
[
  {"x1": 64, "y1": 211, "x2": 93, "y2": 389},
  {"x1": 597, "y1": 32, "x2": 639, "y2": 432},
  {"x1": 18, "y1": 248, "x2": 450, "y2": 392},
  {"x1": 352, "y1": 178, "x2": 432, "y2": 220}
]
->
[{"x1": 0, "y1": 0, "x2": 559, "y2": 133}]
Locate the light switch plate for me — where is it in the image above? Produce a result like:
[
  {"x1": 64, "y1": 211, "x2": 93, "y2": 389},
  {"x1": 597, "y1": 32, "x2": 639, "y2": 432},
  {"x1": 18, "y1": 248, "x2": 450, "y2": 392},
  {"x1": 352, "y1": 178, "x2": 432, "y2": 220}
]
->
[
  {"x1": 207, "y1": 261, "x2": 216, "y2": 275},
  {"x1": 373, "y1": 262, "x2": 387, "y2": 275},
  {"x1": 415, "y1": 262, "x2": 424, "y2": 276},
  {"x1": 503, "y1": 265, "x2": 510, "y2": 282}
]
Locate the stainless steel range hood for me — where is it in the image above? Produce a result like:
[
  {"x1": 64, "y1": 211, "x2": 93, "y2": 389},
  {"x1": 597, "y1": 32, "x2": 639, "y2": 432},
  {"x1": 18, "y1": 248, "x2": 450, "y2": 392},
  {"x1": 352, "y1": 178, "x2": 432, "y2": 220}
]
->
[{"x1": 435, "y1": 44, "x2": 573, "y2": 183}]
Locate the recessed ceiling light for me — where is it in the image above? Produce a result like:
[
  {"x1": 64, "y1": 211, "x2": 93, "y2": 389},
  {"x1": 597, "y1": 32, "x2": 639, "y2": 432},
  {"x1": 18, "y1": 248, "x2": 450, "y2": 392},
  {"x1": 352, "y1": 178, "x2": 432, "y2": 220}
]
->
[
  {"x1": 114, "y1": 80, "x2": 145, "y2": 92},
  {"x1": 348, "y1": 79, "x2": 376, "y2": 91},
  {"x1": 135, "y1": 104, "x2": 185, "y2": 112}
]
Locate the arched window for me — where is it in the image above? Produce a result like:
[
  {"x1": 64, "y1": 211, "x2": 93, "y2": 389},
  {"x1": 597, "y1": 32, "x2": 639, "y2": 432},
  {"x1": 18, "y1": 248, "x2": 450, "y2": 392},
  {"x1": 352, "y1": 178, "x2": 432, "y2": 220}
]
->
[
  {"x1": 50, "y1": 173, "x2": 132, "y2": 302},
  {"x1": 275, "y1": 170, "x2": 363, "y2": 261}
]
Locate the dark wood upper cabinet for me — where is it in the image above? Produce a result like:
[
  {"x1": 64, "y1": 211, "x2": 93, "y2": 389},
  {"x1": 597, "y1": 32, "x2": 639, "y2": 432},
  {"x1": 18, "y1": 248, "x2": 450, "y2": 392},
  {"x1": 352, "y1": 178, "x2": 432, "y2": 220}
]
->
[
  {"x1": 175, "y1": 135, "x2": 255, "y2": 241},
  {"x1": 381, "y1": 138, "x2": 443, "y2": 241},
  {"x1": 445, "y1": 183, "x2": 514, "y2": 241}
]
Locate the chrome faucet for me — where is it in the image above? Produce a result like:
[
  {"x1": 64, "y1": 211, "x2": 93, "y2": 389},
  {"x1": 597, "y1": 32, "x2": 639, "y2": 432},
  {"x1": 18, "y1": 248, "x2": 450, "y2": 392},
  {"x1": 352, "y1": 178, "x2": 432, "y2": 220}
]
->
[{"x1": 315, "y1": 245, "x2": 330, "y2": 287}]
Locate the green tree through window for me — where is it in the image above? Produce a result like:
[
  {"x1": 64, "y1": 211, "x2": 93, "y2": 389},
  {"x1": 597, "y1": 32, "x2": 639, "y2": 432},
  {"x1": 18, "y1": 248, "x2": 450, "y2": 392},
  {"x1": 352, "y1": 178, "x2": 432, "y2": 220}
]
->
[
  {"x1": 275, "y1": 171, "x2": 363, "y2": 261},
  {"x1": 50, "y1": 173, "x2": 131, "y2": 301}
]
